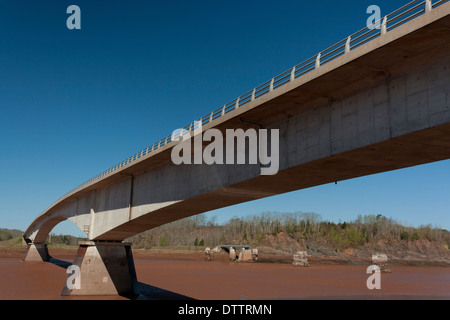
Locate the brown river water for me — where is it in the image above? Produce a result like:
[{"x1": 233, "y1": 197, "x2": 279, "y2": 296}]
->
[{"x1": 0, "y1": 248, "x2": 448, "y2": 300}]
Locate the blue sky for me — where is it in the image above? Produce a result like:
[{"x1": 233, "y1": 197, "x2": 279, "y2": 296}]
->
[{"x1": 0, "y1": 0, "x2": 449, "y2": 237}]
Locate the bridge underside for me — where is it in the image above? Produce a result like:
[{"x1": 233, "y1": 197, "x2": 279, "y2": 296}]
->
[
  {"x1": 24, "y1": 8, "x2": 450, "y2": 243},
  {"x1": 102, "y1": 122, "x2": 450, "y2": 240},
  {"x1": 100, "y1": 15, "x2": 450, "y2": 239},
  {"x1": 21, "y1": 3, "x2": 450, "y2": 297}
]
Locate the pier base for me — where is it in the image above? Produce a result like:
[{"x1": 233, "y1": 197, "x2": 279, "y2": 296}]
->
[
  {"x1": 293, "y1": 251, "x2": 309, "y2": 267},
  {"x1": 372, "y1": 253, "x2": 391, "y2": 273},
  {"x1": 61, "y1": 241, "x2": 138, "y2": 296},
  {"x1": 23, "y1": 243, "x2": 50, "y2": 262}
]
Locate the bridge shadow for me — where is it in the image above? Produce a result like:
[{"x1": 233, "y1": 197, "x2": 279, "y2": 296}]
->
[
  {"x1": 48, "y1": 257, "x2": 194, "y2": 300},
  {"x1": 135, "y1": 282, "x2": 194, "y2": 300},
  {"x1": 49, "y1": 257, "x2": 72, "y2": 269}
]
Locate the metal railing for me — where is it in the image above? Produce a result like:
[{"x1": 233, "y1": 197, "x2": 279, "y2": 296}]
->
[{"x1": 57, "y1": 0, "x2": 448, "y2": 202}]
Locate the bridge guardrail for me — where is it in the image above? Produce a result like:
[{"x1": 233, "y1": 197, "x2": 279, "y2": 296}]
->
[{"x1": 57, "y1": 0, "x2": 449, "y2": 203}]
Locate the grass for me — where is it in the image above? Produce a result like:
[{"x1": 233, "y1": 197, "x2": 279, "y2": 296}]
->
[{"x1": 0, "y1": 237, "x2": 25, "y2": 248}]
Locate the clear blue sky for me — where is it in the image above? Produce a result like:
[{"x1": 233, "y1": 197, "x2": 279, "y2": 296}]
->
[{"x1": 0, "y1": 0, "x2": 449, "y2": 237}]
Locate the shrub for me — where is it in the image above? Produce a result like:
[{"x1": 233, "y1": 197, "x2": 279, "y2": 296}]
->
[
  {"x1": 400, "y1": 231, "x2": 409, "y2": 241},
  {"x1": 159, "y1": 235, "x2": 167, "y2": 246},
  {"x1": 0, "y1": 231, "x2": 12, "y2": 241}
]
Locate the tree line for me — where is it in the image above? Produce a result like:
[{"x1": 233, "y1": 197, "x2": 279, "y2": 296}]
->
[{"x1": 127, "y1": 212, "x2": 450, "y2": 251}]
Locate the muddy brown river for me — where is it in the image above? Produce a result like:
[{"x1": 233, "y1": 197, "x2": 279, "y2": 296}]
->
[{"x1": 0, "y1": 248, "x2": 448, "y2": 300}]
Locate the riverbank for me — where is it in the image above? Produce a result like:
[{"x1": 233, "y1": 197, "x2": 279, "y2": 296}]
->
[{"x1": 2, "y1": 245, "x2": 449, "y2": 267}]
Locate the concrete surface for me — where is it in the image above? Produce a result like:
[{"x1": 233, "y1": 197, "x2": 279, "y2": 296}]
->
[
  {"x1": 23, "y1": 243, "x2": 50, "y2": 262},
  {"x1": 60, "y1": 241, "x2": 138, "y2": 296}
]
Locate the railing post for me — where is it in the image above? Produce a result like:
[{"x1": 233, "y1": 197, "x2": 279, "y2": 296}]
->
[
  {"x1": 290, "y1": 66, "x2": 295, "y2": 81},
  {"x1": 315, "y1": 53, "x2": 321, "y2": 69},
  {"x1": 221, "y1": 105, "x2": 225, "y2": 116},
  {"x1": 345, "y1": 36, "x2": 351, "y2": 54},
  {"x1": 235, "y1": 97, "x2": 240, "y2": 109},
  {"x1": 209, "y1": 111, "x2": 213, "y2": 122},
  {"x1": 269, "y1": 78, "x2": 274, "y2": 92},
  {"x1": 381, "y1": 16, "x2": 387, "y2": 35},
  {"x1": 425, "y1": 0, "x2": 432, "y2": 12},
  {"x1": 251, "y1": 88, "x2": 256, "y2": 101}
]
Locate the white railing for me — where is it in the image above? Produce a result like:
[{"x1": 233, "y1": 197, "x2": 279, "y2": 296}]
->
[{"x1": 57, "y1": 0, "x2": 448, "y2": 202}]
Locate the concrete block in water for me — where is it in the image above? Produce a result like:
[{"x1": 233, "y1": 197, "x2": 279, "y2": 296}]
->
[
  {"x1": 372, "y1": 253, "x2": 391, "y2": 273},
  {"x1": 293, "y1": 251, "x2": 309, "y2": 267}
]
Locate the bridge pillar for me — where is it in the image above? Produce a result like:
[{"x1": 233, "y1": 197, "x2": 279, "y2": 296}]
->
[
  {"x1": 23, "y1": 243, "x2": 50, "y2": 262},
  {"x1": 61, "y1": 241, "x2": 138, "y2": 297}
]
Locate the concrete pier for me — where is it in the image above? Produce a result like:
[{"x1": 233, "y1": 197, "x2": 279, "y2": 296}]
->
[
  {"x1": 238, "y1": 248, "x2": 254, "y2": 262},
  {"x1": 293, "y1": 251, "x2": 309, "y2": 267},
  {"x1": 372, "y1": 253, "x2": 391, "y2": 273},
  {"x1": 204, "y1": 247, "x2": 211, "y2": 261},
  {"x1": 229, "y1": 248, "x2": 237, "y2": 262},
  {"x1": 23, "y1": 243, "x2": 50, "y2": 262},
  {"x1": 61, "y1": 241, "x2": 138, "y2": 296},
  {"x1": 252, "y1": 248, "x2": 258, "y2": 262}
]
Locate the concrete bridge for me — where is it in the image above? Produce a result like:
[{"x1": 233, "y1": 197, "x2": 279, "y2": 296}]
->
[{"x1": 23, "y1": 0, "x2": 450, "y2": 296}]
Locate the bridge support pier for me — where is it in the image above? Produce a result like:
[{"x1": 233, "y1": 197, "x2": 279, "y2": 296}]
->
[
  {"x1": 61, "y1": 241, "x2": 138, "y2": 297},
  {"x1": 23, "y1": 243, "x2": 50, "y2": 262}
]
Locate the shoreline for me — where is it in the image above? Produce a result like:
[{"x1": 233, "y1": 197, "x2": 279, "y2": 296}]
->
[{"x1": 1, "y1": 246, "x2": 448, "y2": 268}]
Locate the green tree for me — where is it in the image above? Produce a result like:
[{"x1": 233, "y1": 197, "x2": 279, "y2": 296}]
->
[
  {"x1": 411, "y1": 231, "x2": 420, "y2": 241},
  {"x1": 400, "y1": 231, "x2": 409, "y2": 241},
  {"x1": 159, "y1": 235, "x2": 167, "y2": 246}
]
